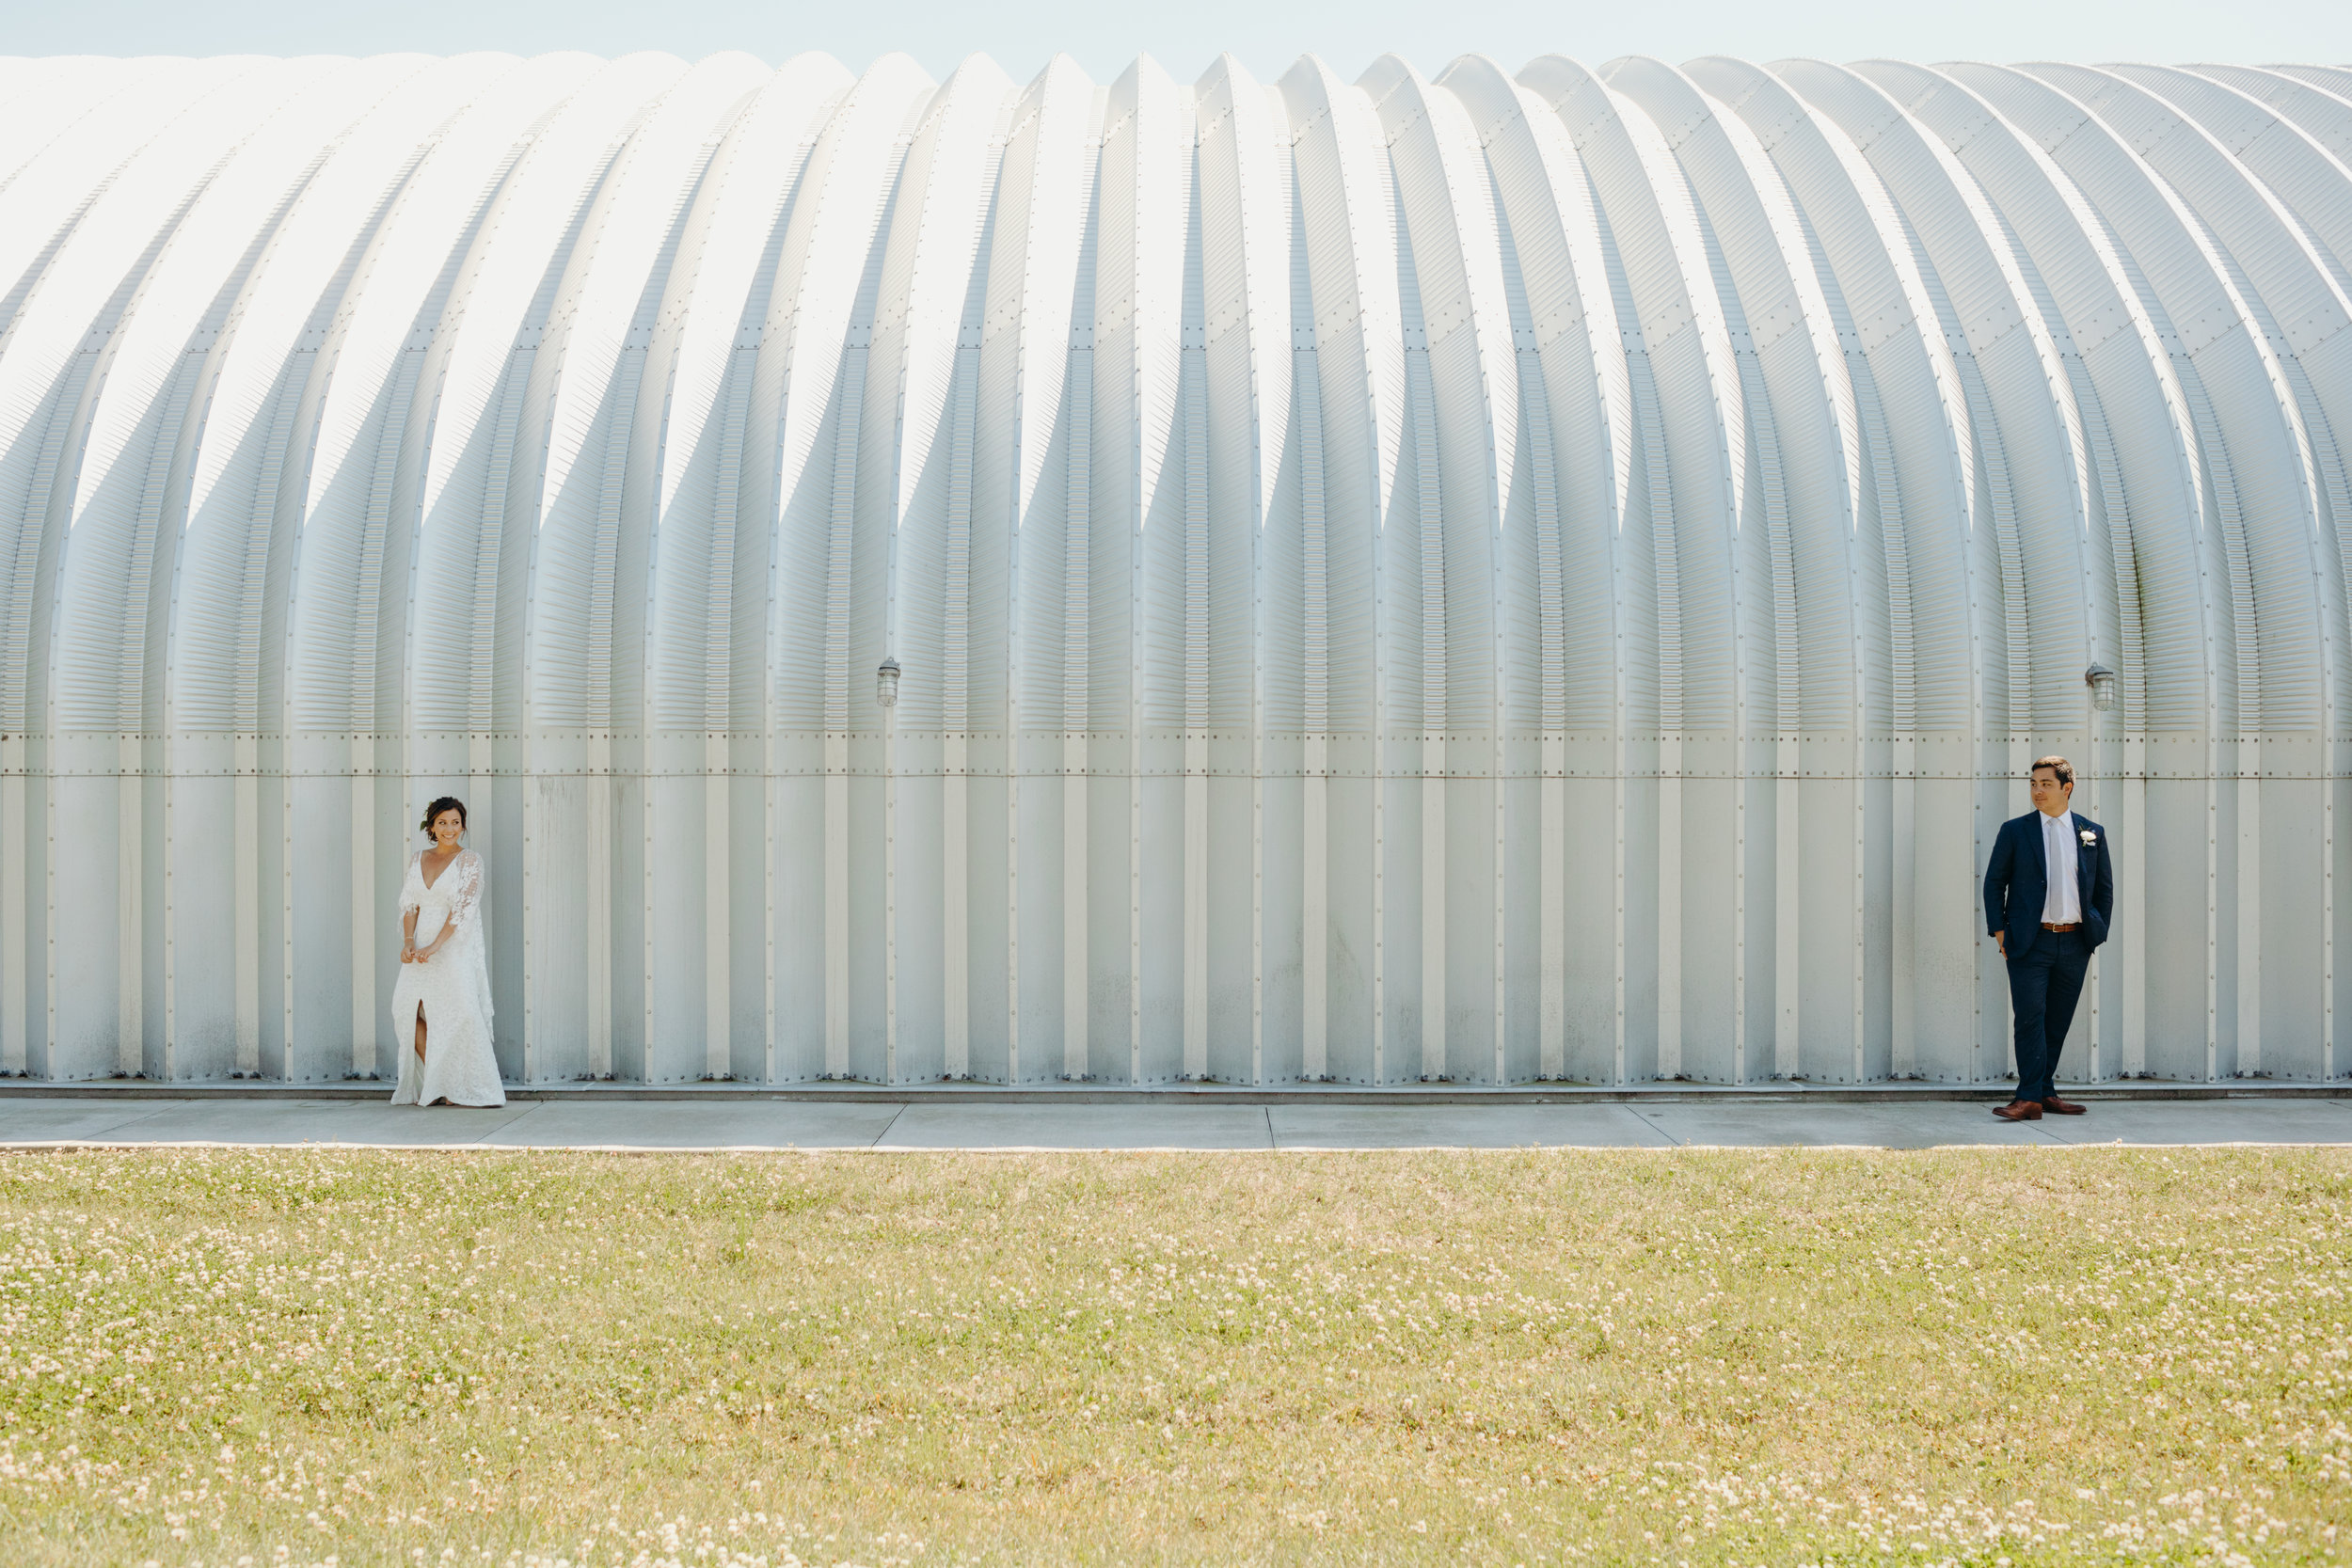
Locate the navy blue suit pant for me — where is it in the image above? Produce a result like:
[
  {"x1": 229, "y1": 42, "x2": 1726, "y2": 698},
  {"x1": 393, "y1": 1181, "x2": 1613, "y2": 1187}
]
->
[{"x1": 2005, "y1": 928, "x2": 2090, "y2": 1103}]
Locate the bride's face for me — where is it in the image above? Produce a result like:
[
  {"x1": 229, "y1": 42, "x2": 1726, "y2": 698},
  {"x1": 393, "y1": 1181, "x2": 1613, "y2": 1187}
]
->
[{"x1": 431, "y1": 810, "x2": 465, "y2": 849}]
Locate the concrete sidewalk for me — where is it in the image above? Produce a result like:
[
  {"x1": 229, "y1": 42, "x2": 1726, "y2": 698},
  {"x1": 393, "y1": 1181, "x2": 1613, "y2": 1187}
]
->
[{"x1": 3, "y1": 1093, "x2": 2349, "y2": 1150}]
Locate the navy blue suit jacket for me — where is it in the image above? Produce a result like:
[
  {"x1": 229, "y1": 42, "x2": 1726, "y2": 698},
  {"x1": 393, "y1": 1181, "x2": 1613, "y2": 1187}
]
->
[{"x1": 1983, "y1": 809, "x2": 2114, "y2": 959}]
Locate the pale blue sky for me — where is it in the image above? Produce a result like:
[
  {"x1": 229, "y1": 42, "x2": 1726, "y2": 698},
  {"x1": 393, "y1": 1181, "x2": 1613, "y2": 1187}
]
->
[{"x1": 1, "y1": 0, "x2": 2344, "y2": 88}]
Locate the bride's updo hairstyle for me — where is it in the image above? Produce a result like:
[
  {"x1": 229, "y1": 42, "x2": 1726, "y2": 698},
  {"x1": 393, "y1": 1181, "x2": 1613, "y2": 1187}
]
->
[{"x1": 420, "y1": 796, "x2": 469, "y2": 844}]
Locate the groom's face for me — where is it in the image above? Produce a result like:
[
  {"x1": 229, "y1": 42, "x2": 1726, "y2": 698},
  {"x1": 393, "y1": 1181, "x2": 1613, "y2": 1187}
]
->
[{"x1": 2030, "y1": 768, "x2": 2073, "y2": 817}]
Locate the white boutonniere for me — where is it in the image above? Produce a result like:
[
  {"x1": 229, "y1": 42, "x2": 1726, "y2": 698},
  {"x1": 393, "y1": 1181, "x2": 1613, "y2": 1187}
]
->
[{"x1": 2079, "y1": 829, "x2": 2098, "y2": 847}]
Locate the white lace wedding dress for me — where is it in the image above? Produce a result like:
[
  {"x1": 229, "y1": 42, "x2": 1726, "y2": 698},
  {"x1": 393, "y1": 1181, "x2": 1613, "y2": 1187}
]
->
[{"x1": 389, "y1": 848, "x2": 506, "y2": 1107}]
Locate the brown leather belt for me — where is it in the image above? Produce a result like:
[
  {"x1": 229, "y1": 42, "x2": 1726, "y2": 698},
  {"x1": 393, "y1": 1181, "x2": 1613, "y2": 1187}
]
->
[{"x1": 2042, "y1": 921, "x2": 2081, "y2": 932}]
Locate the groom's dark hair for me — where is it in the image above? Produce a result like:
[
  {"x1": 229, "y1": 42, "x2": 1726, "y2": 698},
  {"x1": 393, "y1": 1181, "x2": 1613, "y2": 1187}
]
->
[
  {"x1": 2030, "y1": 755, "x2": 2074, "y2": 788},
  {"x1": 420, "y1": 796, "x2": 469, "y2": 839}
]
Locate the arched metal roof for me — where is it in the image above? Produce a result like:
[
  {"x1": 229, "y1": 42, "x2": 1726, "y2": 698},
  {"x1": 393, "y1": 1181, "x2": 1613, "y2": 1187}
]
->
[{"x1": 3, "y1": 52, "x2": 2348, "y2": 1086}]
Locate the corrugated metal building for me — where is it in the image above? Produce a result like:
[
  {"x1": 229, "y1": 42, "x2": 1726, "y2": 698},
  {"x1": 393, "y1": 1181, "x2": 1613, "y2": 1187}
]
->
[{"x1": 3, "y1": 52, "x2": 2349, "y2": 1087}]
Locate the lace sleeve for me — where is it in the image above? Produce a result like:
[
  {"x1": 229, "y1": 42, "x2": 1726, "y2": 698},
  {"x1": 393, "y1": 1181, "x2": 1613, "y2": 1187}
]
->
[
  {"x1": 398, "y1": 854, "x2": 421, "y2": 917},
  {"x1": 446, "y1": 850, "x2": 485, "y2": 929}
]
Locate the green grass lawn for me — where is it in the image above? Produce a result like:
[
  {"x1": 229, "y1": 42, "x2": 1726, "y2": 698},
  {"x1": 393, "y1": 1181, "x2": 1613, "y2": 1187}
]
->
[{"x1": 1, "y1": 1146, "x2": 2345, "y2": 1566}]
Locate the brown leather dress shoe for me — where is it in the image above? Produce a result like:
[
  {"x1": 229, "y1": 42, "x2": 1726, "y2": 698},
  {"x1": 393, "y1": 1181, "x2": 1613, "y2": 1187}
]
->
[
  {"x1": 2041, "y1": 1095, "x2": 2087, "y2": 1115},
  {"x1": 1993, "y1": 1100, "x2": 2043, "y2": 1121}
]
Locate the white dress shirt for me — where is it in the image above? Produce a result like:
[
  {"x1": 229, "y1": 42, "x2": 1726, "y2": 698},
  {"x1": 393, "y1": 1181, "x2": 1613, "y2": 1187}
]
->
[{"x1": 2041, "y1": 809, "x2": 2082, "y2": 925}]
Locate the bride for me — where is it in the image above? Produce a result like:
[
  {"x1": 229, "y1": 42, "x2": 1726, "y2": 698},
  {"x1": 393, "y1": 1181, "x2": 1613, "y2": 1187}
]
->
[{"x1": 389, "y1": 796, "x2": 505, "y2": 1107}]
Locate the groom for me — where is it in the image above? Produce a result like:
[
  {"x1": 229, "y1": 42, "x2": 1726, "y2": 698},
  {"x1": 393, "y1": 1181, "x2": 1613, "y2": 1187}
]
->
[{"x1": 1981, "y1": 756, "x2": 2114, "y2": 1121}]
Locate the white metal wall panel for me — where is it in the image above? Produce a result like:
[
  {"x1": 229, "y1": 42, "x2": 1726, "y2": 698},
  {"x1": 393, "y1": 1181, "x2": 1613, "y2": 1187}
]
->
[
  {"x1": 0, "y1": 58, "x2": 244, "y2": 352},
  {"x1": 1921, "y1": 61, "x2": 2337, "y2": 1080},
  {"x1": 28, "y1": 57, "x2": 337, "y2": 1083},
  {"x1": 162, "y1": 55, "x2": 494, "y2": 1085},
  {"x1": 5, "y1": 49, "x2": 2346, "y2": 1089}
]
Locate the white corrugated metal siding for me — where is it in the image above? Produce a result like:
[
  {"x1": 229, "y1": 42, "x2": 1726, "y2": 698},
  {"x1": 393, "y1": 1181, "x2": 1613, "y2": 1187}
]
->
[{"x1": 3, "y1": 51, "x2": 2345, "y2": 1086}]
